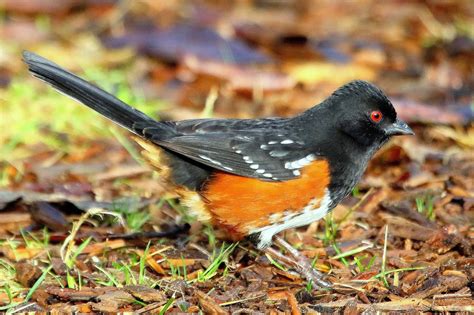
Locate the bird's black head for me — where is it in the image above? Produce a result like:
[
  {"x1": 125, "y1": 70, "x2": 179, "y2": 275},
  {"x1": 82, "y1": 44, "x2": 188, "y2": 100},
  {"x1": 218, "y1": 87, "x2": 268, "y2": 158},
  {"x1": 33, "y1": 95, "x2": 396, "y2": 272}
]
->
[{"x1": 326, "y1": 80, "x2": 413, "y2": 147}]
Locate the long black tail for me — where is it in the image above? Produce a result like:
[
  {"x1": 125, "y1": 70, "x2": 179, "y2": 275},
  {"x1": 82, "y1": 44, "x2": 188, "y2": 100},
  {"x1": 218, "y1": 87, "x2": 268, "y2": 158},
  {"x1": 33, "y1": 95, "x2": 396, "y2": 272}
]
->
[{"x1": 22, "y1": 51, "x2": 161, "y2": 135}]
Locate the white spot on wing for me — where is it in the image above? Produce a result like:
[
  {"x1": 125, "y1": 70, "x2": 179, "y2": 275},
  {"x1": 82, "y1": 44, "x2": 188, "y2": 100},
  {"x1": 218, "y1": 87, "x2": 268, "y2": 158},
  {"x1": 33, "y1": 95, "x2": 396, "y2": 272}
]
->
[
  {"x1": 269, "y1": 150, "x2": 288, "y2": 158},
  {"x1": 250, "y1": 164, "x2": 259, "y2": 169},
  {"x1": 256, "y1": 169, "x2": 265, "y2": 174},
  {"x1": 285, "y1": 154, "x2": 317, "y2": 170},
  {"x1": 263, "y1": 173, "x2": 272, "y2": 178},
  {"x1": 243, "y1": 156, "x2": 253, "y2": 163},
  {"x1": 293, "y1": 170, "x2": 301, "y2": 176},
  {"x1": 268, "y1": 141, "x2": 278, "y2": 145},
  {"x1": 199, "y1": 154, "x2": 222, "y2": 166},
  {"x1": 281, "y1": 139, "x2": 294, "y2": 144}
]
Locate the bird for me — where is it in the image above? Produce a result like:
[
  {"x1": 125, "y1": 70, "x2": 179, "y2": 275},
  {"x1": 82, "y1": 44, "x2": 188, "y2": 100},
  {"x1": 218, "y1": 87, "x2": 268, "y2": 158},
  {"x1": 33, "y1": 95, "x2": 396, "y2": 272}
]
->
[{"x1": 23, "y1": 51, "x2": 414, "y2": 287}]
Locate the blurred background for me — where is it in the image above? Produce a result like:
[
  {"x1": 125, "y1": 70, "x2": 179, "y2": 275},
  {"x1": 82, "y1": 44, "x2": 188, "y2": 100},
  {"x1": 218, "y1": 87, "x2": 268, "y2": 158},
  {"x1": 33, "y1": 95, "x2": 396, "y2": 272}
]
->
[
  {"x1": 0, "y1": 1, "x2": 473, "y2": 312},
  {"x1": 1, "y1": 0, "x2": 472, "y2": 147},
  {"x1": 0, "y1": 0, "x2": 472, "y2": 219},
  {"x1": 1, "y1": 0, "x2": 473, "y2": 212}
]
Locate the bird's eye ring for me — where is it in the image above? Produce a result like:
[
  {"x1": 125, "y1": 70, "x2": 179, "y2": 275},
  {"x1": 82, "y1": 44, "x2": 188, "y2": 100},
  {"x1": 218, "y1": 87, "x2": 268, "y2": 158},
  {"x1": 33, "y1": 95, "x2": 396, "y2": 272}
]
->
[{"x1": 370, "y1": 111, "x2": 383, "y2": 123}]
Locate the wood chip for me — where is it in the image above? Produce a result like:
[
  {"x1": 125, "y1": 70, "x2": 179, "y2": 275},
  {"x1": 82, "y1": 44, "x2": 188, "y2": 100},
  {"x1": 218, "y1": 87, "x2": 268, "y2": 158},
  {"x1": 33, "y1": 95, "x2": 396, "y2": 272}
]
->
[
  {"x1": 196, "y1": 290, "x2": 227, "y2": 315},
  {"x1": 82, "y1": 239, "x2": 127, "y2": 255},
  {"x1": 268, "y1": 290, "x2": 301, "y2": 315},
  {"x1": 15, "y1": 262, "x2": 43, "y2": 287},
  {"x1": 124, "y1": 285, "x2": 166, "y2": 303},
  {"x1": 1, "y1": 246, "x2": 45, "y2": 261},
  {"x1": 90, "y1": 290, "x2": 135, "y2": 313},
  {"x1": 0, "y1": 212, "x2": 32, "y2": 234},
  {"x1": 379, "y1": 214, "x2": 436, "y2": 241}
]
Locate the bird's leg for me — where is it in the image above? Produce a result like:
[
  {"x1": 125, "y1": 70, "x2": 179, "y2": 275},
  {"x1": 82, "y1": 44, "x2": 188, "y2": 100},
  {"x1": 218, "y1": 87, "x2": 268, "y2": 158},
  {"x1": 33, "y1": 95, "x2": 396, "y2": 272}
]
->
[{"x1": 267, "y1": 235, "x2": 332, "y2": 288}]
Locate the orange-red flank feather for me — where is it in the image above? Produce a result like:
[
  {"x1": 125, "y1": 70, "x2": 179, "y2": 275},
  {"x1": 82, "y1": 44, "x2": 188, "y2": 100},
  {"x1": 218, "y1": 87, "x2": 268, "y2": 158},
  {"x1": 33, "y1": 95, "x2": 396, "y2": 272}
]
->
[{"x1": 202, "y1": 160, "x2": 330, "y2": 240}]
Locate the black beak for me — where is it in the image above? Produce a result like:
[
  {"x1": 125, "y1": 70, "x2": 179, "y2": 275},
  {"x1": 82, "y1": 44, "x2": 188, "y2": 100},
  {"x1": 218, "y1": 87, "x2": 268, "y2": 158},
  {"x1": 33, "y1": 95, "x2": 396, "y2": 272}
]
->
[{"x1": 385, "y1": 118, "x2": 414, "y2": 136}]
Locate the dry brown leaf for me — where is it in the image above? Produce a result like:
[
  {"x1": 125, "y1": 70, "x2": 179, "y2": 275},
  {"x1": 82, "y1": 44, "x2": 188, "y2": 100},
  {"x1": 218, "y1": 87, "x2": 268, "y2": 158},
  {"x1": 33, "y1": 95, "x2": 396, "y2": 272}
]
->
[
  {"x1": 90, "y1": 290, "x2": 135, "y2": 313},
  {"x1": 83, "y1": 239, "x2": 126, "y2": 256},
  {"x1": 147, "y1": 256, "x2": 166, "y2": 275},
  {"x1": 379, "y1": 214, "x2": 437, "y2": 241},
  {"x1": 196, "y1": 290, "x2": 227, "y2": 315},
  {"x1": 1, "y1": 246, "x2": 45, "y2": 261},
  {"x1": 15, "y1": 262, "x2": 43, "y2": 287},
  {"x1": 124, "y1": 285, "x2": 166, "y2": 303},
  {"x1": 163, "y1": 258, "x2": 198, "y2": 268},
  {"x1": 0, "y1": 212, "x2": 32, "y2": 234}
]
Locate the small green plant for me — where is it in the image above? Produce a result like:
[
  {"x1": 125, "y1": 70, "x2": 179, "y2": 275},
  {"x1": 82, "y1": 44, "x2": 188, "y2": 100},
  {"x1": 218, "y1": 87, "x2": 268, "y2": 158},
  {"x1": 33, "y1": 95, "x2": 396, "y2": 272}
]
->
[
  {"x1": 319, "y1": 189, "x2": 374, "y2": 247},
  {"x1": 322, "y1": 212, "x2": 338, "y2": 245},
  {"x1": 24, "y1": 265, "x2": 53, "y2": 301},
  {"x1": 94, "y1": 265, "x2": 122, "y2": 287},
  {"x1": 372, "y1": 266, "x2": 425, "y2": 285},
  {"x1": 93, "y1": 248, "x2": 159, "y2": 288},
  {"x1": 330, "y1": 243, "x2": 374, "y2": 272},
  {"x1": 195, "y1": 242, "x2": 237, "y2": 282},
  {"x1": 168, "y1": 256, "x2": 188, "y2": 280},
  {"x1": 353, "y1": 255, "x2": 376, "y2": 273},
  {"x1": 375, "y1": 225, "x2": 425, "y2": 287},
  {"x1": 264, "y1": 253, "x2": 287, "y2": 272},
  {"x1": 111, "y1": 261, "x2": 137, "y2": 286},
  {"x1": 159, "y1": 296, "x2": 175, "y2": 315},
  {"x1": 352, "y1": 186, "x2": 361, "y2": 197},
  {"x1": 380, "y1": 225, "x2": 389, "y2": 287},
  {"x1": 203, "y1": 225, "x2": 217, "y2": 249},
  {"x1": 111, "y1": 198, "x2": 150, "y2": 232},
  {"x1": 65, "y1": 236, "x2": 92, "y2": 289},
  {"x1": 331, "y1": 243, "x2": 373, "y2": 261},
  {"x1": 324, "y1": 241, "x2": 377, "y2": 275},
  {"x1": 178, "y1": 300, "x2": 189, "y2": 312},
  {"x1": 61, "y1": 208, "x2": 123, "y2": 289},
  {"x1": 0, "y1": 264, "x2": 53, "y2": 312},
  {"x1": 331, "y1": 244, "x2": 349, "y2": 267},
  {"x1": 139, "y1": 242, "x2": 151, "y2": 285},
  {"x1": 416, "y1": 195, "x2": 435, "y2": 221},
  {"x1": 19, "y1": 228, "x2": 50, "y2": 250},
  {"x1": 0, "y1": 259, "x2": 23, "y2": 305}
]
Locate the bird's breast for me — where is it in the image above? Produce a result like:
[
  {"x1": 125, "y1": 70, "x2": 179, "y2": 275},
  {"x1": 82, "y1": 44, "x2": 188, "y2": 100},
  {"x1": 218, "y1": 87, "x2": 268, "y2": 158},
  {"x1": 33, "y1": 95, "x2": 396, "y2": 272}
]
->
[{"x1": 200, "y1": 160, "x2": 331, "y2": 239}]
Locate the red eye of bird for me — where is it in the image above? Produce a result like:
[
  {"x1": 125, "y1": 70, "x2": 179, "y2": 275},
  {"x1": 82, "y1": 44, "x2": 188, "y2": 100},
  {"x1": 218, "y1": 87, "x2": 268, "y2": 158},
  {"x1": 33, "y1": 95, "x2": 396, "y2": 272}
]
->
[{"x1": 370, "y1": 111, "x2": 383, "y2": 123}]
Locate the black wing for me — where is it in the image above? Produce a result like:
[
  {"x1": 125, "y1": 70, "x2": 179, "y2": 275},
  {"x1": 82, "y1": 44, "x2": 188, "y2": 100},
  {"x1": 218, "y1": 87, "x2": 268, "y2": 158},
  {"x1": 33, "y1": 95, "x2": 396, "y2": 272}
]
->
[
  {"x1": 22, "y1": 52, "x2": 318, "y2": 182},
  {"x1": 134, "y1": 118, "x2": 317, "y2": 181}
]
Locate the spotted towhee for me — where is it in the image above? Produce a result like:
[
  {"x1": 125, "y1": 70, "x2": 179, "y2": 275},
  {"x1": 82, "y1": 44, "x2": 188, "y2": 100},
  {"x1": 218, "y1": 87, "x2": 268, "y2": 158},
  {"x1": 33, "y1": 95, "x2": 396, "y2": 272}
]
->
[{"x1": 23, "y1": 51, "x2": 413, "y2": 286}]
